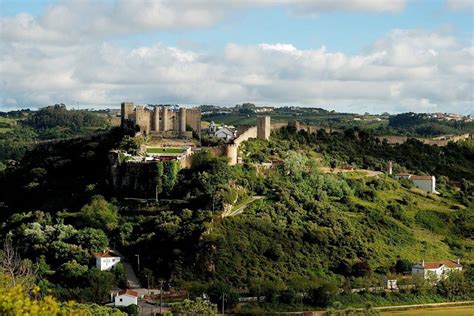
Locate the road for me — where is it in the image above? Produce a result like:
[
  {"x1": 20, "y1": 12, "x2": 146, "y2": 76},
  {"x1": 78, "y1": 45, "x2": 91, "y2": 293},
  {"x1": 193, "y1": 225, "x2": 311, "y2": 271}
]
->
[
  {"x1": 223, "y1": 196, "x2": 263, "y2": 218},
  {"x1": 111, "y1": 248, "x2": 142, "y2": 289},
  {"x1": 123, "y1": 261, "x2": 141, "y2": 289}
]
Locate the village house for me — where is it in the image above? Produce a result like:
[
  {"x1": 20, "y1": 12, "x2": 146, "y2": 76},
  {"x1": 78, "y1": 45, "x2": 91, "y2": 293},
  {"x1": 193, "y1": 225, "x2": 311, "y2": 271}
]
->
[
  {"x1": 412, "y1": 259, "x2": 462, "y2": 280},
  {"x1": 394, "y1": 173, "x2": 438, "y2": 193},
  {"x1": 209, "y1": 122, "x2": 236, "y2": 140},
  {"x1": 95, "y1": 249, "x2": 121, "y2": 271},
  {"x1": 113, "y1": 289, "x2": 138, "y2": 306}
]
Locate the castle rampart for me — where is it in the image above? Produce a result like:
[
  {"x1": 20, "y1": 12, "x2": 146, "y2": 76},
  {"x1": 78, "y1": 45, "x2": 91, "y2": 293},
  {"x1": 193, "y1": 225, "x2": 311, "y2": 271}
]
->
[{"x1": 120, "y1": 102, "x2": 201, "y2": 137}]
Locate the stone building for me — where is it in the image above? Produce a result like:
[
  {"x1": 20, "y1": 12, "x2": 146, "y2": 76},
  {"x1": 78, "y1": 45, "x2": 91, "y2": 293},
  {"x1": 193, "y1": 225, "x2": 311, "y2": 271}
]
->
[
  {"x1": 257, "y1": 116, "x2": 271, "y2": 140},
  {"x1": 120, "y1": 102, "x2": 201, "y2": 137}
]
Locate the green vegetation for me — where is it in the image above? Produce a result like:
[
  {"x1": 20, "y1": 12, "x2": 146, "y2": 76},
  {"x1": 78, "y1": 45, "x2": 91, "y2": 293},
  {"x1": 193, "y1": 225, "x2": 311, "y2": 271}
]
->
[
  {"x1": 388, "y1": 113, "x2": 474, "y2": 137},
  {"x1": 0, "y1": 104, "x2": 110, "y2": 165},
  {"x1": 0, "y1": 111, "x2": 473, "y2": 313},
  {"x1": 146, "y1": 147, "x2": 185, "y2": 154}
]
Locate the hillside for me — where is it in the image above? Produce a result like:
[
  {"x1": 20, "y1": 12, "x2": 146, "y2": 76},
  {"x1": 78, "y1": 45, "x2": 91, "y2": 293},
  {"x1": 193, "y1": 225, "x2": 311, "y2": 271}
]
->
[{"x1": 0, "y1": 125, "x2": 473, "y2": 311}]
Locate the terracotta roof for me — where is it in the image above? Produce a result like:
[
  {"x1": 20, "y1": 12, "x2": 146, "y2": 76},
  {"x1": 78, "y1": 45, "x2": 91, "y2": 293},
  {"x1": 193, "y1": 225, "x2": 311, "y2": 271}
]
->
[
  {"x1": 410, "y1": 175, "x2": 433, "y2": 180},
  {"x1": 118, "y1": 289, "x2": 138, "y2": 297},
  {"x1": 417, "y1": 260, "x2": 462, "y2": 269},
  {"x1": 95, "y1": 249, "x2": 120, "y2": 258}
]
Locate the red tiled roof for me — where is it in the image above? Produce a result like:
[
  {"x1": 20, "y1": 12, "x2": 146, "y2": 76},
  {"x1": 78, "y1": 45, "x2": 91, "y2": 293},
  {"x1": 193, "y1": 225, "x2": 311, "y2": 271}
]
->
[
  {"x1": 410, "y1": 175, "x2": 433, "y2": 180},
  {"x1": 418, "y1": 260, "x2": 462, "y2": 269},
  {"x1": 118, "y1": 289, "x2": 138, "y2": 297},
  {"x1": 94, "y1": 249, "x2": 120, "y2": 258}
]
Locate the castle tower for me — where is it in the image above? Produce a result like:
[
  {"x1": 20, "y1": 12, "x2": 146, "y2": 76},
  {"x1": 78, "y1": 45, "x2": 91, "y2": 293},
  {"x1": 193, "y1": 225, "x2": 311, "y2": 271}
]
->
[
  {"x1": 135, "y1": 105, "x2": 149, "y2": 134},
  {"x1": 161, "y1": 106, "x2": 169, "y2": 131},
  {"x1": 257, "y1": 116, "x2": 271, "y2": 140},
  {"x1": 226, "y1": 143, "x2": 238, "y2": 165},
  {"x1": 179, "y1": 108, "x2": 186, "y2": 133},
  {"x1": 152, "y1": 107, "x2": 160, "y2": 131},
  {"x1": 120, "y1": 102, "x2": 134, "y2": 127},
  {"x1": 388, "y1": 160, "x2": 393, "y2": 175}
]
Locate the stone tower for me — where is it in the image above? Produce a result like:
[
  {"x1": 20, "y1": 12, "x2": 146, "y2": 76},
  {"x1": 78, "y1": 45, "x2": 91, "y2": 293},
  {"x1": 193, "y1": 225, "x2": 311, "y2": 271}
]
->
[
  {"x1": 120, "y1": 102, "x2": 134, "y2": 127},
  {"x1": 161, "y1": 106, "x2": 169, "y2": 131},
  {"x1": 179, "y1": 107, "x2": 186, "y2": 133},
  {"x1": 257, "y1": 116, "x2": 271, "y2": 140},
  {"x1": 226, "y1": 143, "x2": 238, "y2": 165},
  {"x1": 388, "y1": 160, "x2": 393, "y2": 175},
  {"x1": 152, "y1": 107, "x2": 160, "y2": 131}
]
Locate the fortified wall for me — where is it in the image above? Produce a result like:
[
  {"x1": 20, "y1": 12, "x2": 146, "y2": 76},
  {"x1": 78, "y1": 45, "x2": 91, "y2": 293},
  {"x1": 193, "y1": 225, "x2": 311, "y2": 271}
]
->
[
  {"x1": 225, "y1": 116, "x2": 271, "y2": 165},
  {"x1": 121, "y1": 102, "x2": 201, "y2": 137}
]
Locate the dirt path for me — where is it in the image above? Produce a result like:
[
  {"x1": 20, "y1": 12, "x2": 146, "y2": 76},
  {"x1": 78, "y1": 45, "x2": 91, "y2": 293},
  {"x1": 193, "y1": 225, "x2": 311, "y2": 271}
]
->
[
  {"x1": 374, "y1": 300, "x2": 474, "y2": 312},
  {"x1": 320, "y1": 167, "x2": 383, "y2": 177},
  {"x1": 222, "y1": 196, "x2": 263, "y2": 218}
]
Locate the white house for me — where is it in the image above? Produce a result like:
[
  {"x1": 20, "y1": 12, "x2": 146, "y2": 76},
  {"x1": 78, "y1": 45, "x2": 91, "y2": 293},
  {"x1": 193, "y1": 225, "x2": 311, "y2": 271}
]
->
[
  {"x1": 412, "y1": 259, "x2": 462, "y2": 280},
  {"x1": 394, "y1": 173, "x2": 438, "y2": 193},
  {"x1": 114, "y1": 289, "x2": 138, "y2": 306},
  {"x1": 95, "y1": 249, "x2": 121, "y2": 271},
  {"x1": 214, "y1": 126, "x2": 236, "y2": 140}
]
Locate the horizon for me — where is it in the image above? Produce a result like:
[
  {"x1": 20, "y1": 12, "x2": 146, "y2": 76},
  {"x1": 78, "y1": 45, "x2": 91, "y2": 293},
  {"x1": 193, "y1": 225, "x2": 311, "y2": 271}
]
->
[
  {"x1": 1, "y1": 102, "x2": 471, "y2": 117},
  {"x1": 1, "y1": 0, "x2": 473, "y2": 114}
]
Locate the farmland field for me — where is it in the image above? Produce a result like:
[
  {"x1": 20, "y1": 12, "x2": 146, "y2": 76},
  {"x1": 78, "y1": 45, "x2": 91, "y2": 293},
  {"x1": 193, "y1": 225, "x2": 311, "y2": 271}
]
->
[{"x1": 380, "y1": 305, "x2": 474, "y2": 316}]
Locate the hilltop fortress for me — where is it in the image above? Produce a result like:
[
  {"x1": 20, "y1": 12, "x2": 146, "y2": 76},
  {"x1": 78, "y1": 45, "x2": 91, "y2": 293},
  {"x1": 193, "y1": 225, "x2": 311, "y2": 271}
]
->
[{"x1": 121, "y1": 102, "x2": 201, "y2": 137}]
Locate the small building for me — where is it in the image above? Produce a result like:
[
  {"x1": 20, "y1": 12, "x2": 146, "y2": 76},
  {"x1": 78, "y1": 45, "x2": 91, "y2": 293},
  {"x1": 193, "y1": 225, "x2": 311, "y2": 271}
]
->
[
  {"x1": 114, "y1": 289, "x2": 138, "y2": 306},
  {"x1": 95, "y1": 249, "x2": 121, "y2": 271},
  {"x1": 214, "y1": 126, "x2": 236, "y2": 140},
  {"x1": 412, "y1": 259, "x2": 462, "y2": 280},
  {"x1": 394, "y1": 173, "x2": 438, "y2": 193}
]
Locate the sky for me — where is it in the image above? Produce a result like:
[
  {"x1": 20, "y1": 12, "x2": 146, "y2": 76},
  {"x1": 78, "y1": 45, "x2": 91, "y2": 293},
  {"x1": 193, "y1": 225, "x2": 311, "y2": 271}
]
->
[{"x1": 0, "y1": 0, "x2": 473, "y2": 114}]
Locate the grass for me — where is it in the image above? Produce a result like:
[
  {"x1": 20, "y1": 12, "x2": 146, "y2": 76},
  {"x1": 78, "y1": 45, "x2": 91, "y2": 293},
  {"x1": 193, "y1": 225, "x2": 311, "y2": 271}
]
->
[
  {"x1": 146, "y1": 147, "x2": 185, "y2": 154},
  {"x1": 381, "y1": 306, "x2": 474, "y2": 315}
]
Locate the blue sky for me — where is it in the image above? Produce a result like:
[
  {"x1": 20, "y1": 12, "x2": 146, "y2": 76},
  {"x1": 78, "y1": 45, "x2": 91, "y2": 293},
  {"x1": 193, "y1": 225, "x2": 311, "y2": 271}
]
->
[{"x1": 0, "y1": 0, "x2": 473, "y2": 113}]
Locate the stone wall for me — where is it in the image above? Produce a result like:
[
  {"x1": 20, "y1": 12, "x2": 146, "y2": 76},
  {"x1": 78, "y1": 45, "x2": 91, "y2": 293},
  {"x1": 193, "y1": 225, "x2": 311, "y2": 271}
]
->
[{"x1": 120, "y1": 102, "x2": 200, "y2": 136}]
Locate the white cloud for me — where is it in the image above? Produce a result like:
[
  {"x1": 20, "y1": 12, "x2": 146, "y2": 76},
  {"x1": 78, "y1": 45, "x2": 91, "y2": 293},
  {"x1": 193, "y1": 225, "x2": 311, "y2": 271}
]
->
[
  {"x1": 0, "y1": 1, "x2": 472, "y2": 114},
  {"x1": 1, "y1": 0, "x2": 407, "y2": 44},
  {"x1": 446, "y1": 0, "x2": 474, "y2": 11},
  {"x1": 1, "y1": 25, "x2": 472, "y2": 114}
]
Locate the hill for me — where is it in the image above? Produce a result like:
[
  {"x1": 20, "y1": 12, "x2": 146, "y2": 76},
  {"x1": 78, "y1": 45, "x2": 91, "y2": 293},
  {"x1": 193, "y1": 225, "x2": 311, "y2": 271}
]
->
[{"x1": 0, "y1": 125, "x2": 473, "y2": 311}]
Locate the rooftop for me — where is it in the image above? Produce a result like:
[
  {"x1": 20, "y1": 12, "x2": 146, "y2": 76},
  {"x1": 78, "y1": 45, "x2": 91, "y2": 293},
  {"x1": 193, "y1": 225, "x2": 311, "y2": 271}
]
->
[
  {"x1": 416, "y1": 260, "x2": 462, "y2": 269},
  {"x1": 95, "y1": 249, "x2": 120, "y2": 258},
  {"x1": 118, "y1": 289, "x2": 139, "y2": 297},
  {"x1": 410, "y1": 175, "x2": 434, "y2": 180}
]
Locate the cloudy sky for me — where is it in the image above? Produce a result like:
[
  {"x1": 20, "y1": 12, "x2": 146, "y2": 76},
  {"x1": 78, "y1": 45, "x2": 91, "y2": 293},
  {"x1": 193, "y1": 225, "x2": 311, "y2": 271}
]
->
[{"x1": 0, "y1": 0, "x2": 473, "y2": 114}]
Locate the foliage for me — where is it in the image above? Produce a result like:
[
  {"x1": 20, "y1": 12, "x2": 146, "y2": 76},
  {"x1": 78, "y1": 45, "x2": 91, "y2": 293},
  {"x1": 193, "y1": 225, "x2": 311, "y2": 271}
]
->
[
  {"x1": 171, "y1": 298, "x2": 217, "y2": 314},
  {"x1": 0, "y1": 282, "x2": 126, "y2": 316},
  {"x1": 80, "y1": 195, "x2": 119, "y2": 231}
]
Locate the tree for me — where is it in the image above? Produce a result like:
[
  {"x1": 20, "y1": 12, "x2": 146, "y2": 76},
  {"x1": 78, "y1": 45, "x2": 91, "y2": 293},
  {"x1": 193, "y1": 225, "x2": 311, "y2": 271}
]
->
[
  {"x1": 0, "y1": 281, "x2": 126, "y2": 316},
  {"x1": 437, "y1": 271, "x2": 473, "y2": 299},
  {"x1": 0, "y1": 237, "x2": 36, "y2": 290},
  {"x1": 171, "y1": 299, "x2": 217, "y2": 314},
  {"x1": 308, "y1": 280, "x2": 338, "y2": 307},
  {"x1": 352, "y1": 262, "x2": 371, "y2": 277},
  {"x1": 82, "y1": 268, "x2": 116, "y2": 303},
  {"x1": 394, "y1": 259, "x2": 412, "y2": 274},
  {"x1": 80, "y1": 195, "x2": 118, "y2": 231}
]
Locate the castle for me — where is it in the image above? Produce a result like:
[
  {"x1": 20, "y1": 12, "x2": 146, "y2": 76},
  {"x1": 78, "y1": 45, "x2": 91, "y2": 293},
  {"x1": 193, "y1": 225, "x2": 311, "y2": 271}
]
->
[{"x1": 120, "y1": 102, "x2": 201, "y2": 137}]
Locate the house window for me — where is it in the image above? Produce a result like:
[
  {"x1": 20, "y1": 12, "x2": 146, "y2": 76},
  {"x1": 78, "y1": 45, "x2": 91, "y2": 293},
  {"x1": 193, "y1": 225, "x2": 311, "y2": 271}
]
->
[{"x1": 120, "y1": 298, "x2": 123, "y2": 302}]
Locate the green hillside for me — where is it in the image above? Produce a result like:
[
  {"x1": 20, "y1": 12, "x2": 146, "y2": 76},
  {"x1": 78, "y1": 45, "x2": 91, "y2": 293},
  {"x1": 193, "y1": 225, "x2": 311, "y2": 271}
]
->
[{"x1": 0, "y1": 125, "x2": 472, "y2": 311}]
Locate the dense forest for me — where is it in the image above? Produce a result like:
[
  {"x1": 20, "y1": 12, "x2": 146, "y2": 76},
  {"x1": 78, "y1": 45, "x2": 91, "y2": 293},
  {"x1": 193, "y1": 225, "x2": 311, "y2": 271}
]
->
[
  {"x1": 0, "y1": 104, "x2": 109, "y2": 168},
  {"x1": 1, "y1": 120, "x2": 473, "y2": 313}
]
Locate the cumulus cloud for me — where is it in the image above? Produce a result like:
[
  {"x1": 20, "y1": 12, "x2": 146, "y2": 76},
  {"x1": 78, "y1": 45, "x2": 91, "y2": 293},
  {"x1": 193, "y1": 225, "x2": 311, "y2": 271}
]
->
[
  {"x1": 1, "y1": 0, "x2": 407, "y2": 44},
  {"x1": 0, "y1": 0, "x2": 472, "y2": 114},
  {"x1": 446, "y1": 0, "x2": 474, "y2": 11},
  {"x1": 1, "y1": 25, "x2": 472, "y2": 114}
]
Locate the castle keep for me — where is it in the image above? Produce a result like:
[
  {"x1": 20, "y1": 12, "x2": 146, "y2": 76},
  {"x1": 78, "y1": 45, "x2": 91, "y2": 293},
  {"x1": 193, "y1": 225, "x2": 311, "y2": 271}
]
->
[{"x1": 121, "y1": 102, "x2": 201, "y2": 137}]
